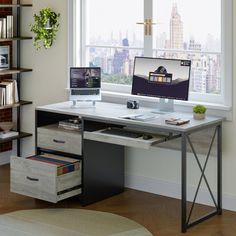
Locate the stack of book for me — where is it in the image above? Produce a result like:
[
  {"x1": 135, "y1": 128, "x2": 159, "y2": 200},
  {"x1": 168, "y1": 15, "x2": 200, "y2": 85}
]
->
[
  {"x1": 0, "y1": 79, "x2": 19, "y2": 106},
  {"x1": 0, "y1": 16, "x2": 13, "y2": 38},
  {"x1": 165, "y1": 118, "x2": 190, "y2": 126},
  {"x1": 58, "y1": 118, "x2": 82, "y2": 131}
]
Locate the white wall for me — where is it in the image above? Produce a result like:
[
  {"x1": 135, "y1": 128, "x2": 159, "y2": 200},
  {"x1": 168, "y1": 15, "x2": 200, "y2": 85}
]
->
[
  {"x1": 20, "y1": 0, "x2": 69, "y2": 156},
  {"x1": 20, "y1": 1, "x2": 236, "y2": 211}
]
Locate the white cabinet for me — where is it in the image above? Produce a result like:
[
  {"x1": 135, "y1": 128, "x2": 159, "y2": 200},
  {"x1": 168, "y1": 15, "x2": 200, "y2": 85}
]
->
[
  {"x1": 37, "y1": 124, "x2": 82, "y2": 155},
  {"x1": 11, "y1": 122, "x2": 83, "y2": 203},
  {"x1": 11, "y1": 155, "x2": 82, "y2": 203}
]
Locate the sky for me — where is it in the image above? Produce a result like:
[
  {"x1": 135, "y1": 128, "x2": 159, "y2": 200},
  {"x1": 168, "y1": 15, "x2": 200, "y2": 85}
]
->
[{"x1": 86, "y1": 0, "x2": 221, "y2": 46}]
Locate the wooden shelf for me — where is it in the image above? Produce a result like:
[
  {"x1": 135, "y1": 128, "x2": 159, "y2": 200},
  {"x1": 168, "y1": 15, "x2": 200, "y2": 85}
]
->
[
  {"x1": 0, "y1": 1, "x2": 32, "y2": 156},
  {"x1": 0, "y1": 4, "x2": 32, "y2": 8},
  {"x1": 0, "y1": 100, "x2": 32, "y2": 110},
  {"x1": 0, "y1": 132, "x2": 32, "y2": 144},
  {"x1": 0, "y1": 36, "x2": 32, "y2": 42},
  {"x1": 0, "y1": 68, "x2": 32, "y2": 76}
]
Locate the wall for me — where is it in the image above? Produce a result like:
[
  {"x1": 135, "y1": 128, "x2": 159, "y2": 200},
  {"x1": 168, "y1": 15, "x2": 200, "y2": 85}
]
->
[
  {"x1": 20, "y1": 0, "x2": 68, "y2": 156},
  {"x1": 21, "y1": 1, "x2": 236, "y2": 211}
]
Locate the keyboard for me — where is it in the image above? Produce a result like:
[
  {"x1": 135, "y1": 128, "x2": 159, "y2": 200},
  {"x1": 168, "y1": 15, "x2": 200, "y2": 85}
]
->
[
  {"x1": 101, "y1": 127, "x2": 143, "y2": 138},
  {"x1": 120, "y1": 113, "x2": 157, "y2": 121},
  {"x1": 71, "y1": 89, "x2": 100, "y2": 95}
]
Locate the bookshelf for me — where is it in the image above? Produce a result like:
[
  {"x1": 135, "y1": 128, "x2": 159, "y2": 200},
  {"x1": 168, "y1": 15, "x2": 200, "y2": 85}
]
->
[{"x1": 0, "y1": 0, "x2": 32, "y2": 156}]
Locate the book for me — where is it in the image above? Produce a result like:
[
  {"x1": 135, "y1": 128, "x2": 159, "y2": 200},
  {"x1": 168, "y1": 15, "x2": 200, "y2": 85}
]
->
[
  {"x1": 0, "y1": 80, "x2": 19, "y2": 105},
  {"x1": 0, "y1": 87, "x2": 5, "y2": 106},
  {"x1": 58, "y1": 118, "x2": 81, "y2": 131},
  {"x1": 13, "y1": 80, "x2": 19, "y2": 103},
  {"x1": 3, "y1": 79, "x2": 19, "y2": 103},
  {"x1": 0, "y1": 80, "x2": 13, "y2": 105},
  {"x1": 0, "y1": 79, "x2": 19, "y2": 105},
  {"x1": 0, "y1": 19, "x2": 3, "y2": 38},
  {"x1": 2, "y1": 18, "x2": 6, "y2": 38},
  {"x1": 0, "y1": 83, "x2": 9, "y2": 105},
  {"x1": 165, "y1": 118, "x2": 190, "y2": 126},
  {"x1": 7, "y1": 16, "x2": 13, "y2": 38}
]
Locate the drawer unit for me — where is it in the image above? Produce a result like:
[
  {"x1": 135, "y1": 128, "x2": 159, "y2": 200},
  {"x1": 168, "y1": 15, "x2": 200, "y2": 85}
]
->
[
  {"x1": 37, "y1": 124, "x2": 82, "y2": 155},
  {"x1": 10, "y1": 155, "x2": 82, "y2": 203}
]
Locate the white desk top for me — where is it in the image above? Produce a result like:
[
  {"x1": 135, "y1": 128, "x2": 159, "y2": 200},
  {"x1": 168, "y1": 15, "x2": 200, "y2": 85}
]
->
[{"x1": 36, "y1": 101, "x2": 223, "y2": 133}]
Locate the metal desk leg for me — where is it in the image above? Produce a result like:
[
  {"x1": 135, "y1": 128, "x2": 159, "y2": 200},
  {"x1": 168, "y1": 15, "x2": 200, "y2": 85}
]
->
[
  {"x1": 217, "y1": 124, "x2": 222, "y2": 215},
  {"x1": 181, "y1": 124, "x2": 222, "y2": 232},
  {"x1": 181, "y1": 133, "x2": 187, "y2": 233}
]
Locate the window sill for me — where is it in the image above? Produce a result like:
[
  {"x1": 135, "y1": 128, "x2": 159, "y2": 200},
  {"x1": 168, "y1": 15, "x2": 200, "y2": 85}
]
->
[{"x1": 101, "y1": 91, "x2": 232, "y2": 121}]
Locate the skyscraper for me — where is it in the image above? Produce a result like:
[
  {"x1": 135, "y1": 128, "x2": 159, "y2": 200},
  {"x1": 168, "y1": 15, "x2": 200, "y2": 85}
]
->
[{"x1": 170, "y1": 3, "x2": 183, "y2": 49}]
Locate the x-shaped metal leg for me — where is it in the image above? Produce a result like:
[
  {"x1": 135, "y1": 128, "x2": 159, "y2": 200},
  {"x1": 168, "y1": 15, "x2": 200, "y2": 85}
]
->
[{"x1": 181, "y1": 124, "x2": 222, "y2": 233}]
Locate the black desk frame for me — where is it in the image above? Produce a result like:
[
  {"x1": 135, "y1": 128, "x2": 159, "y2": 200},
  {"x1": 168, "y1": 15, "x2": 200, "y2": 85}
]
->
[
  {"x1": 81, "y1": 116, "x2": 223, "y2": 233},
  {"x1": 35, "y1": 108, "x2": 223, "y2": 233},
  {"x1": 180, "y1": 123, "x2": 222, "y2": 232}
]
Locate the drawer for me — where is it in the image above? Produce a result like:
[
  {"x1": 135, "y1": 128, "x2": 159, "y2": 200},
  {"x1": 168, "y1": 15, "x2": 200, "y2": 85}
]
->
[
  {"x1": 10, "y1": 155, "x2": 82, "y2": 203},
  {"x1": 37, "y1": 124, "x2": 82, "y2": 155},
  {"x1": 84, "y1": 129, "x2": 166, "y2": 150}
]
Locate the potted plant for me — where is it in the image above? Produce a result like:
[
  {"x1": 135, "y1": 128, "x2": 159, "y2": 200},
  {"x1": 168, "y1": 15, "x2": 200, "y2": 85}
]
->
[
  {"x1": 30, "y1": 8, "x2": 60, "y2": 50},
  {"x1": 193, "y1": 105, "x2": 207, "y2": 120}
]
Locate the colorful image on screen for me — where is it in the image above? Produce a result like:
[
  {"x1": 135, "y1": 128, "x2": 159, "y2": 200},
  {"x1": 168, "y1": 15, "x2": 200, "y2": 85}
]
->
[
  {"x1": 70, "y1": 67, "x2": 101, "y2": 89},
  {"x1": 132, "y1": 57, "x2": 191, "y2": 101}
]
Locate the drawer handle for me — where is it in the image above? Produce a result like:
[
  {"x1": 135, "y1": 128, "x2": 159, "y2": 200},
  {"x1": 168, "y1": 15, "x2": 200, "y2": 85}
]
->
[
  {"x1": 26, "y1": 176, "x2": 39, "y2": 182},
  {"x1": 53, "y1": 139, "x2": 66, "y2": 144}
]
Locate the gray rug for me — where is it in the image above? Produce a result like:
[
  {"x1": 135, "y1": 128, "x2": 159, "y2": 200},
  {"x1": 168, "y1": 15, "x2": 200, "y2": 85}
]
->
[{"x1": 0, "y1": 209, "x2": 153, "y2": 236}]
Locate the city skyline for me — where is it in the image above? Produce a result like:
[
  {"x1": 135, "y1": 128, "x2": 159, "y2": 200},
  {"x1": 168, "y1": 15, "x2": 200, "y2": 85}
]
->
[
  {"x1": 87, "y1": 0, "x2": 221, "y2": 48},
  {"x1": 87, "y1": 2, "x2": 221, "y2": 95}
]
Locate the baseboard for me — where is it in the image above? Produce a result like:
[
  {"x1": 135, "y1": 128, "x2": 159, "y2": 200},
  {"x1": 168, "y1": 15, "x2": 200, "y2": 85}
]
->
[
  {"x1": 125, "y1": 174, "x2": 236, "y2": 212},
  {"x1": 0, "y1": 151, "x2": 12, "y2": 165}
]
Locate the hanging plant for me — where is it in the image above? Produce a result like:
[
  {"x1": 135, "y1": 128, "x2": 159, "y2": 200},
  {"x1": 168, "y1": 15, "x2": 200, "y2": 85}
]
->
[{"x1": 30, "y1": 8, "x2": 60, "y2": 50}]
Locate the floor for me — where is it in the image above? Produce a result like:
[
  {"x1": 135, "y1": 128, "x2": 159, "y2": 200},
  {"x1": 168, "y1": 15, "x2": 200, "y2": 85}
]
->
[{"x1": 1, "y1": 164, "x2": 236, "y2": 236}]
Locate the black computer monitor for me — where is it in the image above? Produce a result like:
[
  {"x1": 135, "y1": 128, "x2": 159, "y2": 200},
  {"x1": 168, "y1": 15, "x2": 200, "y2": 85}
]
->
[{"x1": 131, "y1": 57, "x2": 191, "y2": 112}]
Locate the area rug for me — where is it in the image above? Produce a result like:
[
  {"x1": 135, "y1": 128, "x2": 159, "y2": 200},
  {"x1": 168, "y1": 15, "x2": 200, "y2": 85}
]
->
[{"x1": 0, "y1": 208, "x2": 153, "y2": 236}]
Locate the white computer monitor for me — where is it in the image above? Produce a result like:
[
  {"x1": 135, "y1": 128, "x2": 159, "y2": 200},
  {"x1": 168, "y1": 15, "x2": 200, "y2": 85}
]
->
[{"x1": 70, "y1": 67, "x2": 101, "y2": 106}]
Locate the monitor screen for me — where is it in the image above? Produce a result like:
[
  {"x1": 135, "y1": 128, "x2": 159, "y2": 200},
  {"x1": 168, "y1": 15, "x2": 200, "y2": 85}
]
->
[
  {"x1": 131, "y1": 57, "x2": 191, "y2": 101},
  {"x1": 70, "y1": 67, "x2": 101, "y2": 89}
]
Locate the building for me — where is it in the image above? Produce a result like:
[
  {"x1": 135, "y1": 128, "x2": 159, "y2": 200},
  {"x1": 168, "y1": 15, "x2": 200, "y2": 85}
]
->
[{"x1": 170, "y1": 2, "x2": 184, "y2": 49}]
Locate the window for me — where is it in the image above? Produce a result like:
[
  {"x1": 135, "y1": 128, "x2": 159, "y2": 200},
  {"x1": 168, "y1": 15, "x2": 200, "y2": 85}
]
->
[{"x1": 72, "y1": 0, "x2": 232, "y2": 107}]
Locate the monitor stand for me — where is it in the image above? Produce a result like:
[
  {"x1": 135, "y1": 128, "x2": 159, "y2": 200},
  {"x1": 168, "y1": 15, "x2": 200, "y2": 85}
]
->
[
  {"x1": 71, "y1": 100, "x2": 96, "y2": 108},
  {"x1": 151, "y1": 98, "x2": 174, "y2": 114}
]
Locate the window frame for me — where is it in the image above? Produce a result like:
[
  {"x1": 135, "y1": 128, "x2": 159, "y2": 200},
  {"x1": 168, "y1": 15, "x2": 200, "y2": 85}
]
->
[{"x1": 69, "y1": 0, "x2": 233, "y2": 112}]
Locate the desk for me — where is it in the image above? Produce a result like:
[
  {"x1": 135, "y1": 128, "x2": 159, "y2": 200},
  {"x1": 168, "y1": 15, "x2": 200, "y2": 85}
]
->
[{"x1": 36, "y1": 101, "x2": 223, "y2": 233}]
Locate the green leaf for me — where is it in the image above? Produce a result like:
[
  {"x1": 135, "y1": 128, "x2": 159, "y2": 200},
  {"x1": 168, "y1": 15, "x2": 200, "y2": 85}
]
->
[{"x1": 30, "y1": 8, "x2": 60, "y2": 50}]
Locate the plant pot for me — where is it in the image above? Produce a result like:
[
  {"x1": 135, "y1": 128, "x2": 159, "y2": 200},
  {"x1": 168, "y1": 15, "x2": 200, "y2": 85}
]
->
[
  {"x1": 44, "y1": 19, "x2": 52, "y2": 29},
  {"x1": 193, "y1": 112, "x2": 205, "y2": 120}
]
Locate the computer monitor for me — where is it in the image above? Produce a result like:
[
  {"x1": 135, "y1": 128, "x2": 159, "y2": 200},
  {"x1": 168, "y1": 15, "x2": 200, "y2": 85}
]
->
[
  {"x1": 70, "y1": 67, "x2": 101, "y2": 105},
  {"x1": 131, "y1": 57, "x2": 191, "y2": 112}
]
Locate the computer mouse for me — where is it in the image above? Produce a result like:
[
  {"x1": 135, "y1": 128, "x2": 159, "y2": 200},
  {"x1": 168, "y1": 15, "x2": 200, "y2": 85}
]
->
[{"x1": 142, "y1": 134, "x2": 153, "y2": 140}]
